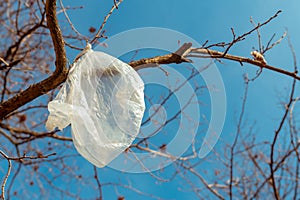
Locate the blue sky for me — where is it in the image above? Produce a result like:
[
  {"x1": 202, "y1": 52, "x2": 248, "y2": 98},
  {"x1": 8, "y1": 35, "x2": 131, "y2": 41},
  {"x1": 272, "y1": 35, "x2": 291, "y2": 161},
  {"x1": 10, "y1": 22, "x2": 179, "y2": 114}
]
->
[{"x1": 5, "y1": 1, "x2": 299, "y2": 199}]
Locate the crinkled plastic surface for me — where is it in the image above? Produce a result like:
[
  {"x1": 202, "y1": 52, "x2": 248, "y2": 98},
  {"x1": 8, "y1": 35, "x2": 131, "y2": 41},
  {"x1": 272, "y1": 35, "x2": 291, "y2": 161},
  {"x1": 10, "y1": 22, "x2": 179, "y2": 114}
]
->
[{"x1": 46, "y1": 49, "x2": 145, "y2": 168}]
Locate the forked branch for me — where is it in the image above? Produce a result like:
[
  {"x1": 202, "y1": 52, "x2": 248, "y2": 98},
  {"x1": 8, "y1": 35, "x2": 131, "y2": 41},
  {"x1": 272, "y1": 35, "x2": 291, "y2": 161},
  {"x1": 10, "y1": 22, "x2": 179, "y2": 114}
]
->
[{"x1": 0, "y1": 0, "x2": 68, "y2": 120}]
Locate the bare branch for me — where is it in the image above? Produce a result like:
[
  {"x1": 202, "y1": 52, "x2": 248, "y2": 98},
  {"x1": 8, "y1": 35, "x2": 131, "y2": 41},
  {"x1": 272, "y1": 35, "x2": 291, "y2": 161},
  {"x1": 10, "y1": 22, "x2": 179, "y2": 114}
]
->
[
  {"x1": 90, "y1": 0, "x2": 123, "y2": 44},
  {"x1": 0, "y1": 123, "x2": 72, "y2": 143},
  {"x1": 180, "y1": 162, "x2": 225, "y2": 200},
  {"x1": 269, "y1": 36, "x2": 297, "y2": 200},
  {"x1": 0, "y1": 150, "x2": 11, "y2": 200},
  {"x1": 58, "y1": 0, "x2": 87, "y2": 40},
  {"x1": 188, "y1": 48, "x2": 300, "y2": 81},
  {"x1": 250, "y1": 16, "x2": 262, "y2": 53},
  {"x1": 263, "y1": 31, "x2": 287, "y2": 54},
  {"x1": 93, "y1": 166, "x2": 103, "y2": 200},
  {"x1": 0, "y1": 0, "x2": 68, "y2": 120},
  {"x1": 0, "y1": 58, "x2": 9, "y2": 66},
  {"x1": 129, "y1": 44, "x2": 300, "y2": 81},
  {"x1": 229, "y1": 75, "x2": 249, "y2": 199},
  {"x1": 222, "y1": 10, "x2": 282, "y2": 55},
  {"x1": 129, "y1": 43, "x2": 192, "y2": 70}
]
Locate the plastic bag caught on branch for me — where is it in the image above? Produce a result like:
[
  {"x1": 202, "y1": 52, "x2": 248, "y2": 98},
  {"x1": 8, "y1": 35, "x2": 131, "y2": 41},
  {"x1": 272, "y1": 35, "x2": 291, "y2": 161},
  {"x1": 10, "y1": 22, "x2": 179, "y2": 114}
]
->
[{"x1": 46, "y1": 44, "x2": 145, "y2": 168}]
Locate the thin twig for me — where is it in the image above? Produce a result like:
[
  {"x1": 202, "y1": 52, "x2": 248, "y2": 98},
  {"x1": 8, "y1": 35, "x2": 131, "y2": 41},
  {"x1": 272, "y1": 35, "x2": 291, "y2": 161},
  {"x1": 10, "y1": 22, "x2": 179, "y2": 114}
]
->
[
  {"x1": 222, "y1": 10, "x2": 282, "y2": 55},
  {"x1": 93, "y1": 166, "x2": 103, "y2": 200},
  {"x1": 268, "y1": 30, "x2": 298, "y2": 200},
  {"x1": 229, "y1": 74, "x2": 249, "y2": 199},
  {"x1": 58, "y1": 0, "x2": 87, "y2": 40},
  {"x1": 286, "y1": 30, "x2": 298, "y2": 73},
  {"x1": 0, "y1": 150, "x2": 56, "y2": 199},
  {"x1": 250, "y1": 141, "x2": 300, "y2": 199},
  {"x1": 0, "y1": 150, "x2": 12, "y2": 200},
  {"x1": 188, "y1": 48, "x2": 300, "y2": 81},
  {"x1": 0, "y1": 123, "x2": 72, "y2": 142},
  {"x1": 7, "y1": 161, "x2": 21, "y2": 200},
  {"x1": 180, "y1": 162, "x2": 225, "y2": 200},
  {"x1": 250, "y1": 17, "x2": 262, "y2": 53},
  {"x1": 90, "y1": 0, "x2": 123, "y2": 44},
  {"x1": 114, "y1": 0, "x2": 119, "y2": 9},
  {"x1": 263, "y1": 31, "x2": 287, "y2": 54},
  {"x1": 286, "y1": 31, "x2": 299, "y2": 200},
  {"x1": 269, "y1": 63, "x2": 297, "y2": 200},
  {"x1": 0, "y1": 57, "x2": 9, "y2": 66},
  {"x1": 6, "y1": 152, "x2": 56, "y2": 161}
]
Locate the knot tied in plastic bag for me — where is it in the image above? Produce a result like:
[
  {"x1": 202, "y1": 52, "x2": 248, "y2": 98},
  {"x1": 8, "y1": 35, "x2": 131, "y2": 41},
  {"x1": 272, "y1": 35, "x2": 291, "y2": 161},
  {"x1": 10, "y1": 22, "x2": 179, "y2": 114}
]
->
[{"x1": 46, "y1": 45, "x2": 145, "y2": 168}]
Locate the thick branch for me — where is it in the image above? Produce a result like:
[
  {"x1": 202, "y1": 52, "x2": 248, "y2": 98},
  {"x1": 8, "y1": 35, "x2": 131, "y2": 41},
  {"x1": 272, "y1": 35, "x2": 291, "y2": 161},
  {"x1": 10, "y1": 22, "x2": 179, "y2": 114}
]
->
[
  {"x1": 0, "y1": 0, "x2": 68, "y2": 120},
  {"x1": 129, "y1": 53, "x2": 190, "y2": 69},
  {"x1": 129, "y1": 42, "x2": 192, "y2": 70}
]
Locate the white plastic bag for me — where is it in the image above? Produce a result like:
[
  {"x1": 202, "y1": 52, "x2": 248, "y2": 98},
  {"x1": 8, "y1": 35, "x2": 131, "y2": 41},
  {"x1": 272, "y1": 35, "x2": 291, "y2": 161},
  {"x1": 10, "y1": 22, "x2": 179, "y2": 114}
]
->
[{"x1": 46, "y1": 45, "x2": 145, "y2": 168}]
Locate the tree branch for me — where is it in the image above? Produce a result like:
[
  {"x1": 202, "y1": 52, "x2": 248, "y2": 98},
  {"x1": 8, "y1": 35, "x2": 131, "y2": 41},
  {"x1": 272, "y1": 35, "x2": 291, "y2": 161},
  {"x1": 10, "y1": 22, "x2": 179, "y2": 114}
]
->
[
  {"x1": 0, "y1": 0, "x2": 68, "y2": 120},
  {"x1": 0, "y1": 150, "x2": 11, "y2": 200},
  {"x1": 129, "y1": 45, "x2": 300, "y2": 81},
  {"x1": 189, "y1": 48, "x2": 300, "y2": 80},
  {"x1": 129, "y1": 42, "x2": 192, "y2": 70}
]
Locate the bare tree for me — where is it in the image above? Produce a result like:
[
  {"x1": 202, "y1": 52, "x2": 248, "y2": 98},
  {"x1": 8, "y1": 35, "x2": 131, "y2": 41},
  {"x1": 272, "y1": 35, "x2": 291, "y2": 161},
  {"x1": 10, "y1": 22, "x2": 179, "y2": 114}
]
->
[{"x1": 0, "y1": 1, "x2": 299, "y2": 199}]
